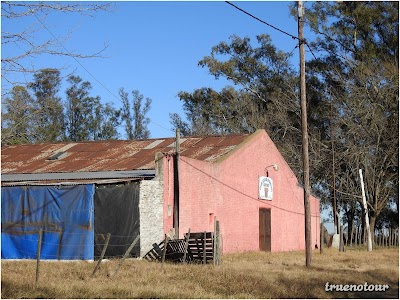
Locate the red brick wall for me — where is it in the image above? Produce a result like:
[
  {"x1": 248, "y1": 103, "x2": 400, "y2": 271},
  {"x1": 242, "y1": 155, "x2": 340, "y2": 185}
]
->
[{"x1": 163, "y1": 130, "x2": 320, "y2": 253}]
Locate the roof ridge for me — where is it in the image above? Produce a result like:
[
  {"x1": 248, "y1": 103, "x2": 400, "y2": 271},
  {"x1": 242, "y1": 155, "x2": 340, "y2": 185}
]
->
[{"x1": 2, "y1": 133, "x2": 251, "y2": 147}]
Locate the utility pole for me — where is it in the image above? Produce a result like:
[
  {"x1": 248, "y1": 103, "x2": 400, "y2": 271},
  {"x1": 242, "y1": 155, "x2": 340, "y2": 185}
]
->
[
  {"x1": 173, "y1": 128, "x2": 180, "y2": 239},
  {"x1": 298, "y1": 0, "x2": 312, "y2": 268}
]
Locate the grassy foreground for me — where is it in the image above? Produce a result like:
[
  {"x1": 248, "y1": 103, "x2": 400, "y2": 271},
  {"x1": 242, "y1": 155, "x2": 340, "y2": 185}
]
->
[{"x1": 1, "y1": 248, "x2": 398, "y2": 299}]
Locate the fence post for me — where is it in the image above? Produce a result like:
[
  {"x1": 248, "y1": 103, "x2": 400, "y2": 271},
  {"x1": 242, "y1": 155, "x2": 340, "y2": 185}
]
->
[
  {"x1": 350, "y1": 226, "x2": 354, "y2": 247},
  {"x1": 339, "y1": 225, "x2": 344, "y2": 252},
  {"x1": 161, "y1": 234, "x2": 169, "y2": 265},
  {"x1": 215, "y1": 220, "x2": 221, "y2": 265},
  {"x1": 109, "y1": 234, "x2": 139, "y2": 277},
  {"x1": 91, "y1": 233, "x2": 111, "y2": 278},
  {"x1": 183, "y1": 229, "x2": 190, "y2": 263},
  {"x1": 203, "y1": 231, "x2": 207, "y2": 264},
  {"x1": 36, "y1": 228, "x2": 43, "y2": 286},
  {"x1": 320, "y1": 223, "x2": 323, "y2": 254},
  {"x1": 354, "y1": 227, "x2": 358, "y2": 246}
]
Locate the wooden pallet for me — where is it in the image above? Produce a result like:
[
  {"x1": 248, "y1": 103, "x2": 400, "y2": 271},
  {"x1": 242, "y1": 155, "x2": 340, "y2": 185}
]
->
[
  {"x1": 187, "y1": 232, "x2": 214, "y2": 264},
  {"x1": 143, "y1": 231, "x2": 216, "y2": 264}
]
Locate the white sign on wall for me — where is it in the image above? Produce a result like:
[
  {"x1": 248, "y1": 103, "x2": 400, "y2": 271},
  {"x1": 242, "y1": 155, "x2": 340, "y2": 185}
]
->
[{"x1": 259, "y1": 176, "x2": 273, "y2": 200}]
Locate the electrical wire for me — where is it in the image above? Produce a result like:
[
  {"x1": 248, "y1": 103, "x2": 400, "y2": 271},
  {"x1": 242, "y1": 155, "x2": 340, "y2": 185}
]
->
[
  {"x1": 225, "y1": 1, "x2": 299, "y2": 41},
  {"x1": 180, "y1": 157, "x2": 320, "y2": 218}
]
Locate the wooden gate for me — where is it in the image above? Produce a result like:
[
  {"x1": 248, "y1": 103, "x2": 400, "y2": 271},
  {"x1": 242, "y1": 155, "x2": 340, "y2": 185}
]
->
[{"x1": 259, "y1": 208, "x2": 271, "y2": 252}]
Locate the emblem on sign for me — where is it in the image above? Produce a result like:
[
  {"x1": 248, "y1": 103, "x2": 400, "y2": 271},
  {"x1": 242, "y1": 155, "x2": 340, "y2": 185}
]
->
[{"x1": 259, "y1": 176, "x2": 273, "y2": 200}]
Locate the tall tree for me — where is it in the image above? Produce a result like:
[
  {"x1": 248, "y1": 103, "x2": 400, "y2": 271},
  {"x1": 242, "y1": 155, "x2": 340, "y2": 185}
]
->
[
  {"x1": 173, "y1": 34, "x2": 306, "y2": 177},
  {"x1": 65, "y1": 75, "x2": 95, "y2": 141},
  {"x1": 1, "y1": 85, "x2": 35, "y2": 144},
  {"x1": 29, "y1": 68, "x2": 65, "y2": 143},
  {"x1": 91, "y1": 98, "x2": 121, "y2": 141},
  {"x1": 120, "y1": 88, "x2": 152, "y2": 140},
  {"x1": 305, "y1": 1, "x2": 399, "y2": 232}
]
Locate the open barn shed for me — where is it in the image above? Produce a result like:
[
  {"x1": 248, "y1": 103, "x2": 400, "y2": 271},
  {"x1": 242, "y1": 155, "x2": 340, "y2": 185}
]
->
[{"x1": 1, "y1": 129, "x2": 320, "y2": 259}]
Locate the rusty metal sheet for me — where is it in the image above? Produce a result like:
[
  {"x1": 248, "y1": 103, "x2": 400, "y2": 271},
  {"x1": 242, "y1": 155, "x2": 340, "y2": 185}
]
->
[
  {"x1": 180, "y1": 137, "x2": 203, "y2": 148},
  {"x1": 180, "y1": 146, "x2": 213, "y2": 160},
  {"x1": 1, "y1": 133, "x2": 251, "y2": 176},
  {"x1": 191, "y1": 136, "x2": 226, "y2": 147},
  {"x1": 216, "y1": 135, "x2": 248, "y2": 146}
]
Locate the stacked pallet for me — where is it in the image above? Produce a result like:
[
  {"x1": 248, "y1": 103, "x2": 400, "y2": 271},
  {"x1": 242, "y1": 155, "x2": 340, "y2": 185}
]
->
[
  {"x1": 187, "y1": 232, "x2": 214, "y2": 264},
  {"x1": 143, "y1": 229, "x2": 221, "y2": 265}
]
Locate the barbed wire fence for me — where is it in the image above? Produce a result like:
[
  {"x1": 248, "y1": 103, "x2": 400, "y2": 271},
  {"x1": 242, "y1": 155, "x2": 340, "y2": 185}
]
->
[{"x1": 3, "y1": 229, "x2": 141, "y2": 284}]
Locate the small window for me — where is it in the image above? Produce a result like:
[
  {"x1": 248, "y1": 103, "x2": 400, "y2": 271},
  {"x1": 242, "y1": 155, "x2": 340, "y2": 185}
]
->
[{"x1": 47, "y1": 151, "x2": 66, "y2": 161}]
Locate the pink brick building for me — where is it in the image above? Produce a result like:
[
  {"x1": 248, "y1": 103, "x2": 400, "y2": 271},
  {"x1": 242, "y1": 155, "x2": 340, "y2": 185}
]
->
[
  {"x1": 2, "y1": 129, "x2": 319, "y2": 257},
  {"x1": 162, "y1": 129, "x2": 320, "y2": 253}
]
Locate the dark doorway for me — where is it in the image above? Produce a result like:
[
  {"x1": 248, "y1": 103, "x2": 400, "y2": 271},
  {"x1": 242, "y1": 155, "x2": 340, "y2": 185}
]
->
[{"x1": 259, "y1": 208, "x2": 271, "y2": 251}]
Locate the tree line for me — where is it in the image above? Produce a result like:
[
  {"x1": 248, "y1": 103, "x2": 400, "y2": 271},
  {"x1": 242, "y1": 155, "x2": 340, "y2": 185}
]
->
[
  {"x1": 170, "y1": 2, "x2": 398, "y2": 234},
  {"x1": 1, "y1": 68, "x2": 152, "y2": 144},
  {"x1": 2, "y1": 2, "x2": 398, "y2": 235}
]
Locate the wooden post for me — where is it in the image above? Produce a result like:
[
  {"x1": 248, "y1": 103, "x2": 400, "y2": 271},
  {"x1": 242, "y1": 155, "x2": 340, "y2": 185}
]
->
[
  {"x1": 91, "y1": 233, "x2": 111, "y2": 278},
  {"x1": 359, "y1": 169, "x2": 372, "y2": 251},
  {"x1": 298, "y1": 0, "x2": 312, "y2": 268},
  {"x1": 203, "y1": 231, "x2": 207, "y2": 264},
  {"x1": 161, "y1": 234, "x2": 169, "y2": 265},
  {"x1": 36, "y1": 228, "x2": 43, "y2": 286},
  {"x1": 339, "y1": 225, "x2": 344, "y2": 252},
  {"x1": 183, "y1": 229, "x2": 190, "y2": 263},
  {"x1": 213, "y1": 217, "x2": 217, "y2": 264},
  {"x1": 320, "y1": 223, "x2": 323, "y2": 254},
  {"x1": 109, "y1": 235, "x2": 139, "y2": 277},
  {"x1": 350, "y1": 226, "x2": 354, "y2": 247},
  {"x1": 354, "y1": 227, "x2": 358, "y2": 246},
  {"x1": 216, "y1": 220, "x2": 221, "y2": 265}
]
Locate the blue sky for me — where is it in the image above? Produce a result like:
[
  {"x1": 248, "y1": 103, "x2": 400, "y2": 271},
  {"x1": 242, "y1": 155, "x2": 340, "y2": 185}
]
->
[
  {"x1": 2, "y1": 0, "x2": 316, "y2": 139},
  {"x1": 2, "y1": 0, "x2": 335, "y2": 229}
]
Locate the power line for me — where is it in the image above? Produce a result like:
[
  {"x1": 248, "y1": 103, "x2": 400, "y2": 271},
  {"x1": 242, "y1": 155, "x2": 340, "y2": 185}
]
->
[
  {"x1": 225, "y1": 1, "x2": 322, "y2": 62},
  {"x1": 181, "y1": 157, "x2": 320, "y2": 218},
  {"x1": 225, "y1": 1, "x2": 299, "y2": 41},
  {"x1": 32, "y1": 13, "x2": 174, "y2": 134}
]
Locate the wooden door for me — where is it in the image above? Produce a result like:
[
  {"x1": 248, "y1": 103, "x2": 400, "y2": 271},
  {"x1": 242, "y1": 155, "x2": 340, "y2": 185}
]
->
[{"x1": 259, "y1": 208, "x2": 271, "y2": 251}]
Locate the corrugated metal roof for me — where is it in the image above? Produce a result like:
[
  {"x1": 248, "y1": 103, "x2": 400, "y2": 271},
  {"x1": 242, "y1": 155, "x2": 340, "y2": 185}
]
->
[{"x1": 1, "y1": 134, "x2": 249, "y2": 176}]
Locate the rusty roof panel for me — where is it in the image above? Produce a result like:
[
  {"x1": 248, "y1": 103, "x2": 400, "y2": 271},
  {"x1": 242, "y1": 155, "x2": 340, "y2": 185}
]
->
[{"x1": 2, "y1": 133, "x2": 250, "y2": 175}]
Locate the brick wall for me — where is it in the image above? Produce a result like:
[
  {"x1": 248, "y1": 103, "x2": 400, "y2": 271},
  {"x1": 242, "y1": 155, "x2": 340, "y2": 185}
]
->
[{"x1": 175, "y1": 129, "x2": 320, "y2": 254}]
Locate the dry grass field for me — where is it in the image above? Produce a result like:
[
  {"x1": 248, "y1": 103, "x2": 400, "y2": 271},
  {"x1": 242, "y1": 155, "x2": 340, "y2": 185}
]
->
[{"x1": 1, "y1": 247, "x2": 398, "y2": 299}]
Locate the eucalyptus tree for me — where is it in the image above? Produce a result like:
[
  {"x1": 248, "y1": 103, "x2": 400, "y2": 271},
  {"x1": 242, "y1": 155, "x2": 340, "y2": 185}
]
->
[
  {"x1": 305, "y1": 1, "x2": 399, "y2": 232},
  {"x1": 120, "y1": 88, "x2": 152, "y2": 140},
  {"x1": 28, "y1": 68, "x2": 65, "y2": 143},
  {"x1": 1, "y1": 85, "x2": 35, "y2": 144}
]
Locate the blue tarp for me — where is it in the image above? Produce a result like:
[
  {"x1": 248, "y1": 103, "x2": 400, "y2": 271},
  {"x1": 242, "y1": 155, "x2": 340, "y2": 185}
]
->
[{"x1": 1, "y1": 184, "x2": 95, "y2": 260}]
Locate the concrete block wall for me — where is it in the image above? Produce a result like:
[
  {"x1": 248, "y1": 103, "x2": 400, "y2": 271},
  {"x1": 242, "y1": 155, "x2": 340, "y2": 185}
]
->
[{"x1": 139, "y1": 179, "x2": 164, "y2": 257}]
